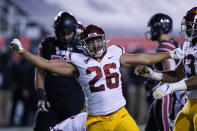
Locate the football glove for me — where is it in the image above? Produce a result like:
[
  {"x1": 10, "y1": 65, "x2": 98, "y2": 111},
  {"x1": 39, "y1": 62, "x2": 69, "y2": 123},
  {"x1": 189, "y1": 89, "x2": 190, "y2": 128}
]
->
[
  {"x1": 169, "y1": 48, "x2": 184, "y2": 59},
  {"x1": 10, "y1": 38, "x2": 24, "y2": 53},
  {"x1": 153, "y1": 80, "x2": 187, "y2": 99},
  {"x1": 36, "y1": 88, "x2": 50, "y2": 112},
  {"x1": 135, "y1": 65, "x2": 163, "y2": 81}
]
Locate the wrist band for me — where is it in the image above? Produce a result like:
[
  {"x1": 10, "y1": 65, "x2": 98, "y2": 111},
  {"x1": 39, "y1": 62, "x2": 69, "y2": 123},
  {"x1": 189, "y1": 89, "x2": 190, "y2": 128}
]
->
[
  {"x1": 36, "y1": 88, "x2": 47, "y2": 101},
  {"x1": 173, "y1": 80, "x2": 187, "y2": 91},
  {"x1": 151, "y1": 71, "x2": 163, "y2": 81}
]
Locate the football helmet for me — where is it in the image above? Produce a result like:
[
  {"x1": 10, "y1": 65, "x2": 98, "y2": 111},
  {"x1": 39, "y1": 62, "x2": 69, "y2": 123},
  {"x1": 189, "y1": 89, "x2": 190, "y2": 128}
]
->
[
  {"x1": 180, "y1": 7, "x2": 197, "y2": 42},
  {"x1": 53, "y1": 11, "x2": 77, "y2": 44},
  {"x1": 145, "y1": 13, "x2": 172, "y2": 41},
  {"x1": 80, "y1": 25, "x2": 106, "y2": 58}
]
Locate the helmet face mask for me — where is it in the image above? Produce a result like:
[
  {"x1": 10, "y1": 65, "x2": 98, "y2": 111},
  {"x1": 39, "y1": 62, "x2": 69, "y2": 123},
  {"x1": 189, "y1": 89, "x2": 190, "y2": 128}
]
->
[
  {"x1": 145, "y1": 26, "x2": 162, "y2": 40},
  {"x1": 180, "y1": 7, "x2": 197, "y2": 42},
  {"x1": 80, "y1": 25, "x2": 106, "y2": 58},
  {"x1": 145, "y1": 13, "x2": 172, "y2": 41},
  {"x1": 57, "y1": 31, "x2": 75, "y2": 44}
]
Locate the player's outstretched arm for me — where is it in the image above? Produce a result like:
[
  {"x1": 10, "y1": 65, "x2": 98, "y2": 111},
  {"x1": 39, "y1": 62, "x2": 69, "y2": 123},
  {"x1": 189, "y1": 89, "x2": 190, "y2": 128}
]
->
[
  {"x1": 135, "y1": 60, "x2": 185, "y2": 83},
  {"x1": 185, "y1": 76, "x2": 197, "y2": 90},
  {"x1": 153, "y1": 80, "x2": 187, "y2": 99},
  {"x1": 153, "y1": 64, "x2": 197, "y2": 99},
  {"x1": 120, "y1": 48, "x2": 183, "y2": 68},
  {"x1": 153, "y1": 76, "x2": 197, "y2": 99},
  {"x1": 10, "y1": 39, "x2": 76, "y2": 76}
]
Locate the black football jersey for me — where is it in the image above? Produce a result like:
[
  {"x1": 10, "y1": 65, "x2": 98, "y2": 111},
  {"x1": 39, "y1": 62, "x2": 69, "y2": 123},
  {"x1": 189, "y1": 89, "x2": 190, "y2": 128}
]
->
[{"x1": 38, "y1": 36, "x2": 84, "y2": 107}]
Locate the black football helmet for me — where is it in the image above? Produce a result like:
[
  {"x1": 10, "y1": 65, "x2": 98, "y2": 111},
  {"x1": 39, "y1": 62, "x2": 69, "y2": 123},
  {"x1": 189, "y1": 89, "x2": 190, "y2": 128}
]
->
[
  {"x1": 80, "y1": 25, "x2": 107, "y2": 58},
  {"x1": 53, "y1": 11, "x2": 78, "y2": 45},
  {"x1": 145, "y1": 13, "x2": 173, "y2": 41},
  {"x1": 180, "y1": 7, "x2": 197, "y2": 42}
]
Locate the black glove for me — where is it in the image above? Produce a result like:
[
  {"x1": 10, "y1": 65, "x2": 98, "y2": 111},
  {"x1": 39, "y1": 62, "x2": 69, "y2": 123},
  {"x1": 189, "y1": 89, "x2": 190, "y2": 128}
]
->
[{"x1": 36, "y1": 88, "x2": 50, "y2": 112}]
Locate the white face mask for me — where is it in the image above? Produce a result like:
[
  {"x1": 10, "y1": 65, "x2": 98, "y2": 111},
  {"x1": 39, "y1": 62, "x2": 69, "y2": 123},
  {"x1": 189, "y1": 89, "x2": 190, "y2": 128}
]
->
[{"x1": 180, "y1": 15, "x2": 197, "y2": 41}]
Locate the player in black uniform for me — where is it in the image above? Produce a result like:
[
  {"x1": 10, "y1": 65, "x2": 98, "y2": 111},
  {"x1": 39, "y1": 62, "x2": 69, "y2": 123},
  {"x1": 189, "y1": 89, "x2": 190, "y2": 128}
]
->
[
  {"x1": 144, "y1": 13, "x2": 186, "y2": 131},
  {"x1": 33, "y1": 12, "x2": 85, "y2": 131}
]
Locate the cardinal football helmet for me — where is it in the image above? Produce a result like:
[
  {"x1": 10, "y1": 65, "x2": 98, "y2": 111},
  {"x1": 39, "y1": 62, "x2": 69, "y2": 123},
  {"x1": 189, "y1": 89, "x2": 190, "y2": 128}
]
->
[
  {"x1": 80, "y1": 25, "x2": 106, "y2": 58},
  {"x1": 180, "y1": 7, "x2": 197, "y2": 42},
  {"x1": 145, "y1": 13, "x2": 172, "y2": 40}
]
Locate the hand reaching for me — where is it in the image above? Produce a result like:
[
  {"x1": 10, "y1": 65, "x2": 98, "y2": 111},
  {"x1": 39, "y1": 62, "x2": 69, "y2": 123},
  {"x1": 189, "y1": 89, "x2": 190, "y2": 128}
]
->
[
  {"x1": 10, "y1": 39, "x2": 24, "y2": 53},
  {"x1": 169, "y1": 48, "x2": 184, "y2": 59},
  {"x1": 153, "y1": 84, "x2": 173, "y2": 99},
  {"x1": 153, "y1": 80, "x2": 187, "y2": 99}
]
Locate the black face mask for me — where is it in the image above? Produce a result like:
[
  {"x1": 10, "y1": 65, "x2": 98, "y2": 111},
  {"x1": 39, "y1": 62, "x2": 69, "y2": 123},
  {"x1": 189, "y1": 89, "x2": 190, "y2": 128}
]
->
[
  {"x1": 56, "y1": 31, "x2": 76, "y2": 47},
  {"x1": 150, "y1": 30, "x2": 160, "y2": 41}
]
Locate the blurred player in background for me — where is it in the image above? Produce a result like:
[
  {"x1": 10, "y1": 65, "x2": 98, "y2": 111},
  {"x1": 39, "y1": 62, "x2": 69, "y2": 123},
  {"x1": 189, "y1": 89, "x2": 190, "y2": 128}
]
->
[
  {"x1": 143, "y1": 13, "x2": 186, "y2": 131},
  {"x1": 135, "y1": 7, "x2": 197, "y2": 131},
  {"x1": 9, "y1": 24, "x2": 183, "y2": 131},
  {"x1": 34, "y1": 12, "x2": 84, "y2": 131}
]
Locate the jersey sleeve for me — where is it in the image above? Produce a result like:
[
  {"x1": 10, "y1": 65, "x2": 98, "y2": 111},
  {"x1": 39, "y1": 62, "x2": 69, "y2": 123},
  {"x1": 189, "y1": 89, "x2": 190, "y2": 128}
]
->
[
  {"x1": 157, "y1": 41, "x2": 176, "y2": 52},
  {"x1": 64, "y1": 51, "x2": 84, "y2": 66},
  {"x1": 38, "y1": 37, "x2": 49, "y2": 55},
  {"x1": 113, "y1": 45, "x2": 125, "y2": 55}
]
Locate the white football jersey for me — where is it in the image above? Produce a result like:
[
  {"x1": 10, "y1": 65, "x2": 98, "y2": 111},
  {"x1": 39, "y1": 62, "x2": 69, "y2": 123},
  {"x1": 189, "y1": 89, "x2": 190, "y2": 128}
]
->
[
  {"x1": 65, "y1": 45, "x2": 126, "y2": 115},
  {"x1": 183, "y1": 41, "x2": 197, "y2": 99},
  {"x1": 50, "y1": 112, "x2": 87, "y2": 131}
]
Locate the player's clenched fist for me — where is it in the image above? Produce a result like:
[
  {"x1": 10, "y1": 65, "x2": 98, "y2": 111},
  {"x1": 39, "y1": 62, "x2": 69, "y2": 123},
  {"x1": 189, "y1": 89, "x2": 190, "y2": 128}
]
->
[
  {"x1": 10, "y1": 39, "x2": 24, "y2": 53},
  {"x1": 135, "y1": 65, "x2": 152, "y2": 76},
  {"x1": 135, "y1": 65, "x2": 163, "y2": 81}
]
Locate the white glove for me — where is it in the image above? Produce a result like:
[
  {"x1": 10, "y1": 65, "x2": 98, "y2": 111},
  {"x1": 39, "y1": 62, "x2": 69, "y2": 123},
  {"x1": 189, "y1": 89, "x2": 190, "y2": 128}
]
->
[
  {"x1": 169, "y1": 48, "x2": 184, "y2": 59},
  {"x1": 135, "y1": 65, "x2": 163, "y2": 81},
  {"x1": 153, "y1": 80, "x2": 187, "y2": 99},
  {"x1": 10, "y1": 39, "x2": 24, "y2": 53}
]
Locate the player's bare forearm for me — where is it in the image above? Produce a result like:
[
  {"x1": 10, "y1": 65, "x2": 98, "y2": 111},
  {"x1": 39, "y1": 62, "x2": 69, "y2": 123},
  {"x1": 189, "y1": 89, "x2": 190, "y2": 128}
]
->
[
  {"x1": 185, "y1": 76, "x2": 197, "y2": 90},
  {"x1": 20, "y1": 49, "x2": 50, "y2": 70},
  {"x1": 35, "y1": 68, "x2": 45, "y2": 90},
  {"x1": 161, "y1": 61, "x2": 185, "y2": 83},
  {"x1": 35, "y1": 52, "x2": 46, "y2": 90},
  {"x1": 20, "y1": 49, "x2": 75, "y2": 76},
  {"x1": 161, "y1": 71, "x2": 183, "y2": 82},
  {"x1": 121, "y1": 52, "x2": 171, "y2": 67},
  {"x1": 139, "y1": 52, "x2": 171, "y2": 65}
]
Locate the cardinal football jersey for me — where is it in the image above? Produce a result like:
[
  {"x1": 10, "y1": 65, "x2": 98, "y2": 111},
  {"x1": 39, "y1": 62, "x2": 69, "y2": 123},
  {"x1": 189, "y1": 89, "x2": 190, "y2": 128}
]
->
[
  {"x1": 183, "y1": 41, "x2": 197, "y2": 99},
  {"x1": 65, "y1": 45, "x2": 126, "y2": 115}
]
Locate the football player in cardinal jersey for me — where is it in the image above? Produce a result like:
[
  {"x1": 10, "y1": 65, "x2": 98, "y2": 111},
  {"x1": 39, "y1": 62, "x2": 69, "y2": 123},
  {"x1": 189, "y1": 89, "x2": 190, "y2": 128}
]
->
[
  {"x1": 135, "y1": 7, "x2": 197, "y2": 131},
  {"x1": 144, "y1": 13, "x2": 186, "y2": 131},
  {"x1": 10, "y1": 24, "x2": 183, "y2": 131},
  {"x1": 34, "y1": 12, "x2": 84, "y2": 131}
]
